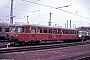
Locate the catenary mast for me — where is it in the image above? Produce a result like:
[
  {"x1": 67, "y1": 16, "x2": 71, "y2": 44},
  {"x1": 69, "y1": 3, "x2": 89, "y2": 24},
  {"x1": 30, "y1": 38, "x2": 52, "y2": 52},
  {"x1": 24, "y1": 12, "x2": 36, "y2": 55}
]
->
[{"x1": 10, "y1": 0, "x2": 14, "y2": 24}]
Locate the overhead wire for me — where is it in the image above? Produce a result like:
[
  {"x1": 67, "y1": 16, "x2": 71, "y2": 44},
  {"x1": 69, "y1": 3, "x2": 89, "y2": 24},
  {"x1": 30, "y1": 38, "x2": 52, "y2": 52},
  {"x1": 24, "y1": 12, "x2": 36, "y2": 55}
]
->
[
  {"x1": 14, "y1": 0, "x2": 90, "y2": 21},
  {"x1": 0, "y1": 5, "x2": 41, "y2": 20},
  {"x1": 22, "y1": 0, "x2": 90, "y2": 20},
  {"x1": 70, "y1": 0, "x2": 90, "y2": 10},
  {"x1": 0, "y1": 0, "x2": 90, "y2": 23}
]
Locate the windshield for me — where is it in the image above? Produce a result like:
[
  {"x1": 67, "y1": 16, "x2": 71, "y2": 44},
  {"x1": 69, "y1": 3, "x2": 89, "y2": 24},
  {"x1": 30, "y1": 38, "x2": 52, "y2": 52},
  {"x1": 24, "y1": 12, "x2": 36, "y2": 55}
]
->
[
  {"x1": 11, "y1": 27, "x2": 15, "y2": 32},
  {"x1": 10, "y1": 27, "x2": 21, "y2": 33},
  {"x1": 5, "y1": 28, "x2": 9, "y2": 32}
]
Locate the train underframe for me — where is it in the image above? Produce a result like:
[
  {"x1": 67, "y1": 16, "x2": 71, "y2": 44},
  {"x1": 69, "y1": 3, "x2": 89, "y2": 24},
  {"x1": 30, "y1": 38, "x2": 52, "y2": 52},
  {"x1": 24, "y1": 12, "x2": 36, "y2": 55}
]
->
[
  {"x1": 79, "y1": 36, "x2": 90, "y2": 41},
  {"x1": 9, "y1": 37, "x2": 40, "y2": 45},
  {"x1": 8, "y1": 37, "x2": 87, "y2": 45},
  {"x1": 0, "y1": 36, "x2": 6, "y2": 40}
]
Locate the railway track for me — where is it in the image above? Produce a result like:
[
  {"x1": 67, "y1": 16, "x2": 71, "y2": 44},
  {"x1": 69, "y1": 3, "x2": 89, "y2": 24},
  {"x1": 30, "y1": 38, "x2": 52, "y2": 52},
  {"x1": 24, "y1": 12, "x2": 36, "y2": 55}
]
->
[
  {"x1": 0, "y1": 39, "x2": 9, "y2": 42},
  {"x1": 0, "y1": 40, "x2": 90, "y2": 54},
  {"x1": 0, "y1": 40, "x2": 86, "y2": 48},
  {"x1": 0, "y1": 41, "x2": 63, "y2": 48}
]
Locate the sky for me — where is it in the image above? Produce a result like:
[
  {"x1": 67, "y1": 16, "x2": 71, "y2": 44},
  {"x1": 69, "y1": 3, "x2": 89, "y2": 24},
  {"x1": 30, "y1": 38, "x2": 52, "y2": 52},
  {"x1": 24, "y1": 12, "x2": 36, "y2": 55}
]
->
[{"x1": 0, "y1": 0, "x2": 90, "y2": 28}]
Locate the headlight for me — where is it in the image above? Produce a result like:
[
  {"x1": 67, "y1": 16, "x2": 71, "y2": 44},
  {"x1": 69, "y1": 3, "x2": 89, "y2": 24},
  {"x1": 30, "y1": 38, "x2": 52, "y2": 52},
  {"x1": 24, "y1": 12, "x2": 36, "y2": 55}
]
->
[{"x1": 79, "y1": 35, "x2": 82, "y2": 37}]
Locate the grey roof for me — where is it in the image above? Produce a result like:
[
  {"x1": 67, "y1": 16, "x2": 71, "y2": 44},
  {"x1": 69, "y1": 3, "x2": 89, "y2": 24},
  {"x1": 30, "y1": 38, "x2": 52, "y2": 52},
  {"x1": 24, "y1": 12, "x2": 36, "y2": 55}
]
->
[
  {"x1": 13, "y1": 23, "x2": 77, "y2": 30},
  {"x1": 0, "y1": 22, "x2": 12, "y2": 27},
  {"x1": 76, "y1": 26, "x2": 90, "y2": 31}
]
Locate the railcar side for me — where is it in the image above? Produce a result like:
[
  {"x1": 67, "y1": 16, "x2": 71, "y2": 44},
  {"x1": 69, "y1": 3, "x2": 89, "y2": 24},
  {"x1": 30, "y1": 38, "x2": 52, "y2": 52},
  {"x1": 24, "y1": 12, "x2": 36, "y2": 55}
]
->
[
  {"x1": 7, "y1": 24, "x2": 79, "y2": 44},
  {"x1": 78, "y1": 31, "x2": 90, "y2": 40},
  {"x1": 0, "y1": 23, "x2": 11, "y2": 40}
]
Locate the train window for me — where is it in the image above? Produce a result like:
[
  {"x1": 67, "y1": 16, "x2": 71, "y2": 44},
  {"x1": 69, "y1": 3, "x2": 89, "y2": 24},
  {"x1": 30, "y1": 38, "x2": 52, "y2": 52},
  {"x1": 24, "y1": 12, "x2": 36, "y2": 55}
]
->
[
  {"x1": 58, "y1": 29, "x2": 60, "y2": 34},
  {"x1": 0, "y1": 27, "x2": 2, "y2": 32},
  {"x1": 66, "y1": 30, "x2": 68, "y2": 34},
  {"x1": 44, "y1": 28, "x2": 47, "y2": 33},
  {"x1": 53, "y1": 29, "x2": 57, "y2": 34},
  {"x1": 38, "y1": 28, "x2": 42, "y2": 33},
  {"x1": 68, "y1": 30, "x2": 71, "y2": 34},
  {"x1": 62, "y1": 30, "x2": 65, "y2": 34},
  {"x1": 69, "y1": 31, "x2": 72, "y2": 34},
  {"x1": 73, "y1": 31, "x2": 74, "y2": 34},
  {"x1": 70, "y1": 30, "x2": 72, "y2": 34},
  {"x1": 18, "y1": 27, "x2": 21, "y2": 33},
  {"x1": 5, "y1": 28, "x2": 9, "y2": 32},
  {"x1": 15, "y1": 27, "x2": 21, "y2": 33},
  {"x1": 22, "y1": 27, "x2": 24, "y2": 32},
  {"x1": 88, "y1": 32, "x2": 89, "y2": 35},
  {"x1": 73, "y1": 31, "x2": 76, "y2": 34},
  {"x1": 76, "y1": 31, "x2": 77, "y2": 34},
  {"x1": 11, "y1": 27, "x2": 15, "y2": 32},
  {"x1": 75, "y1": 31, "x2": 77, "y2": 34},
  {"x1": 49, "y1": 29, "x2": 52, "y2": 33},
  {"x1": 67, "y1": 30, "x2": 70, "y2": 34},
  {"x1": 83, "y1": 32, "x2": 87, "y2": 35},
  {"x1": 31, "y1": 27, "x2": 36, "y2": 33},
  {"x1": 78, "y1": 32, "x2": 81, "y2": 34},
  {"x1": 26, "y1": 27, "x2": 30, "y2": 33}
]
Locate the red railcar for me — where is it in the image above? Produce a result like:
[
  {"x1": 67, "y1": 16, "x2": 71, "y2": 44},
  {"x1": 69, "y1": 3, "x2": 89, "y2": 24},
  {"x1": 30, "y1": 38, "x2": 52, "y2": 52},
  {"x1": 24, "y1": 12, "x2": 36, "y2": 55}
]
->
[{"x1": 7, "y1": 24, "x2": 79, "y2": 44}]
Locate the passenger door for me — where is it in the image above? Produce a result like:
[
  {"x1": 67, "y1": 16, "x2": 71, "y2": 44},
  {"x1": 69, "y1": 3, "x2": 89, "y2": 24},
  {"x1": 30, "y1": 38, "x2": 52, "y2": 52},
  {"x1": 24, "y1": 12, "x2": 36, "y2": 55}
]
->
[{"x1": 26, "y1": 27, "x2": 30, "y2": 41}]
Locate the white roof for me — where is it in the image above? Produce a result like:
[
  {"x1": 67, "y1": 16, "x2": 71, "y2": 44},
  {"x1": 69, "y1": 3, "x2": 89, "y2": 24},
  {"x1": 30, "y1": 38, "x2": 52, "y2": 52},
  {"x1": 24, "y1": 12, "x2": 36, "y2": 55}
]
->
[{"x1": 13, "y1": 23, "x2": 77, "y2": 30}]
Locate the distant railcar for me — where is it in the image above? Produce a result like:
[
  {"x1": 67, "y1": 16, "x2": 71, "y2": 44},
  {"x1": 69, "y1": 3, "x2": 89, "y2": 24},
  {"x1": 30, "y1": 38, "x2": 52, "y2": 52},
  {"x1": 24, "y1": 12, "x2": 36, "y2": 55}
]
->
[
  {"x1": 78, "y1": 31, "x2": 90, "y2": 40},
  {"x1": 7, "y1": 24, "x2": 79, "y2": 44},
  {"x1": 0, "y1": 23, "x2": 11, "y2": 40}
]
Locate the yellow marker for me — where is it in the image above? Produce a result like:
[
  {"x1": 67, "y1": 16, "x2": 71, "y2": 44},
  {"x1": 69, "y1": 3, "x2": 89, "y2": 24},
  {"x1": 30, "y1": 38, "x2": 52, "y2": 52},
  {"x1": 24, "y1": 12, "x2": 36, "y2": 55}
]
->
[
  {"x1": 6, "y1": 44, "x2": 8, "y2": 48},
  {"x1": 6, "y1": 43, "x2": 10, "y2": 48},
  {"x1": 82, "y1": 39, "x2": 83, "y2": 42}
]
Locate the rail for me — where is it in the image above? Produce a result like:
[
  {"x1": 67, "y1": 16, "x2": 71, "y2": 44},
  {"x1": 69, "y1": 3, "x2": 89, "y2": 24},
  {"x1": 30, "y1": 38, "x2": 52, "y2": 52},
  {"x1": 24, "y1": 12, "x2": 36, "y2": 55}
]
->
[{"x1": 0, "y1": 40, "x2": 90, "y2": 54}]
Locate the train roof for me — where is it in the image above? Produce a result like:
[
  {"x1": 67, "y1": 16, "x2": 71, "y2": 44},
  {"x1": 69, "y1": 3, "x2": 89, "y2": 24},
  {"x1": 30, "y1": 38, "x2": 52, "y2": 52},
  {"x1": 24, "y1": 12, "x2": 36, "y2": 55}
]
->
[
  {"x1": 0, "y1": 23, "x2": 13, "y2": 27},
  {"x1": 12, "y1": 23, "x2": 78, "y2": 31},
  {"x1": 76, "y1": 26, "x2": 90, "y2": 31}
]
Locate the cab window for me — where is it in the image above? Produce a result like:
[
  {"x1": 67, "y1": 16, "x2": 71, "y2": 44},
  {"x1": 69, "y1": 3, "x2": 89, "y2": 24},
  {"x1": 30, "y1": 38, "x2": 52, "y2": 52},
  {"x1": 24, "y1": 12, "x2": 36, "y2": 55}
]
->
[
  {"x1": 11, "y1": 27, "x2": 15, "y2": 32},
  {"x1": 15, "y1": 27, "x2": 21, "y2": 33},
  {"x1": 5, "y1": 28, "x2": 9, "y2": 32}
]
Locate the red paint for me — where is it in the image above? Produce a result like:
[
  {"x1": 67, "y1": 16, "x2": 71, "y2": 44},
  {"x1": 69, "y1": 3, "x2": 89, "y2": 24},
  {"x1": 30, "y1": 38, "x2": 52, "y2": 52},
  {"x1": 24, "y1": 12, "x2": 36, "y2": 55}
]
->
[{"x1": 7, "y1": 24, "x2": 79, "y2": 42}]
